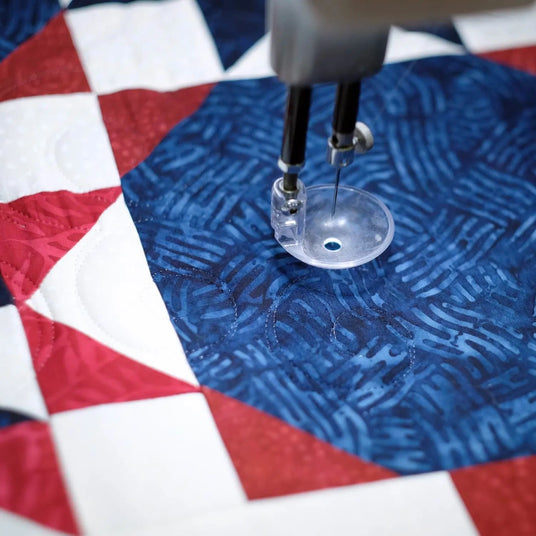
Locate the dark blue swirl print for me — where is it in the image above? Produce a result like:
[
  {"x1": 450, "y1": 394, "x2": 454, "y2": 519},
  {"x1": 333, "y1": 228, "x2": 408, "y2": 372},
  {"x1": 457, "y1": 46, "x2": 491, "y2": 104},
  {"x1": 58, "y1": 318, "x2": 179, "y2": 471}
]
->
[
  {"x1": 0, "y1": 409, "x2": 34, "y2": 430},
  {"x1": 197, "y1": 0, "x2": 266, "y2": 69},
  {"x1": 0, "y1": 0, "x2": 60, "y2": 62},
  {"x1": 68, "y1": 0, "x2": 153, "y2": 8},
  {"x1": 122, "y1": 55, "x2": 536, "y2": 474},
  {"x1": 0, "y1": 274, "x2": 12, "y2": 306}
]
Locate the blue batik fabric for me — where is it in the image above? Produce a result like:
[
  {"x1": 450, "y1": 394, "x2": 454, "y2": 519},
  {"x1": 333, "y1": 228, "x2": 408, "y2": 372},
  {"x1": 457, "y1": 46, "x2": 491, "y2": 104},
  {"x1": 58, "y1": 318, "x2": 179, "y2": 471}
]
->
[{"x1": 122, "y1": 54, "x2": 536, "y2": 475}]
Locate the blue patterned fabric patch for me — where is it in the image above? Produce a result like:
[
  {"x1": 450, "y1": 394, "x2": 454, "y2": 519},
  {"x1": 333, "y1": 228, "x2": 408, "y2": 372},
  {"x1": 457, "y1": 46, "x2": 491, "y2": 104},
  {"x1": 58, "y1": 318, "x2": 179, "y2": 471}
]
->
[
  {"x1": 0, "y1": 275, "x2": 12, "y2": 306},
  {"x1": 68, "y1": 0, "x2": 150, "y2": 8},
  {"x1": 0, "y1": 409, "x2": 33, "y2": 430},
  {"x1": 403, "y1": 21, "x2": 464, "y2": 46},
  {"x1": 0, "y1": 0, "x2": 61, "y2": 61},
  {"x1": 197, "y1": 0, "x2": 266, "y2": 69},
  {"x1": 122, "y1": 55, "x2": 536, "y2": 474}
]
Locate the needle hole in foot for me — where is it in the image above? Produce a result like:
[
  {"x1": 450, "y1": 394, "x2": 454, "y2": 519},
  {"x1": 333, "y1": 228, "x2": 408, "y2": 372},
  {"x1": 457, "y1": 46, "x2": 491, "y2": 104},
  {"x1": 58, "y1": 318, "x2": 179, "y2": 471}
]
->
[{"x1": 323, "y1": 238, "x2": 342, "y2": 251}]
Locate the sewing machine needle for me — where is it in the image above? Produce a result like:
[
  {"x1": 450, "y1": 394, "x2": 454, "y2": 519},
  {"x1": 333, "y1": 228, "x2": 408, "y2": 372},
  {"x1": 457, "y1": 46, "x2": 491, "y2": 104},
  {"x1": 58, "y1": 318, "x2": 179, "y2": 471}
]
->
[{"x1": 331, "y1": 168, "x2": 341, "y2": 217}]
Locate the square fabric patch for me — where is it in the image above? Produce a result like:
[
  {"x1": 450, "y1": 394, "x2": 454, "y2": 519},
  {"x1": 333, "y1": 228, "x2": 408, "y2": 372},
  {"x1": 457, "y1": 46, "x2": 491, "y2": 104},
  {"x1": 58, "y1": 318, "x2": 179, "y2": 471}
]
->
[
  {"x1": 0, "y1": 94, "x2": 119, "y2": 202},
  {"x1": 66, "y1": 0, "x2": 223, "y2": 93},
  {"x1": 51, "y1": 394, "x2": 245, "y2": 534}
]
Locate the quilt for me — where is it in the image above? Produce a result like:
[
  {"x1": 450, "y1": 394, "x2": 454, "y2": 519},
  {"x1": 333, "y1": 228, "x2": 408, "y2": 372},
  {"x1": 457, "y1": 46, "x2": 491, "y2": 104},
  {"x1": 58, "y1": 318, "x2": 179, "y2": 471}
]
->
[{"x1": 1, "y1": 1, "x2": 536, "y2": 534}]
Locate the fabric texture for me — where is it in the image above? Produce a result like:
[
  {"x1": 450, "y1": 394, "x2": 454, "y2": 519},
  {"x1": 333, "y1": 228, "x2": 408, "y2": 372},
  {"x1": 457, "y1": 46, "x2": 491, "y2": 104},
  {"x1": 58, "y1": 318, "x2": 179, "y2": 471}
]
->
[{"x1": 122, "y1": 59, "x2": 536, "y2": 474}]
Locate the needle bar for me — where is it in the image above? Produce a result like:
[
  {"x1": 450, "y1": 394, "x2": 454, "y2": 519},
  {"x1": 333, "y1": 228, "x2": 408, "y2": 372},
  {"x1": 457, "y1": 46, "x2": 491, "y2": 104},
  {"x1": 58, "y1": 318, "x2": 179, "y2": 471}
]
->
[{"x1": 331, "y1": 168, "x2": 341, "y2": 217}]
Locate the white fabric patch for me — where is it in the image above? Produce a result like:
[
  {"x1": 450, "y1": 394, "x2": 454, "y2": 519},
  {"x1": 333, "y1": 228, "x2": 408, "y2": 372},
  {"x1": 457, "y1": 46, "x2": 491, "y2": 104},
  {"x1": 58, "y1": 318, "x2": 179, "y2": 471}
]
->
[
  {"x1": 66, "y1": 0, "x2": 224, "y2": 94},
  {"x1": 160, "y1": 472, "x2": 477, "y2": 536},
  {"x1": 0, "y1": 305, "x2": 47, "y2": 420},
  {"x1": 0, "y1": 94, "x2": 119, "y2": 203},
  {"x1": 385, "y1": 27, "x2": 465, "y2": 65},
  {"x1": 0, "y1": 510, "x2": 69, "y2": 536},
  {"x1": 454, "y1": 2, "x2": 536, "y2": 53},
  {"x1": 225, "y1": 33, "x2": 274, "y2": 81},
  {"x1": 26, "y1": 195, "x2": 197, "y2": 386},
  {"x1": 51, "y1": 394, "x2": 246, "y2": 535}
]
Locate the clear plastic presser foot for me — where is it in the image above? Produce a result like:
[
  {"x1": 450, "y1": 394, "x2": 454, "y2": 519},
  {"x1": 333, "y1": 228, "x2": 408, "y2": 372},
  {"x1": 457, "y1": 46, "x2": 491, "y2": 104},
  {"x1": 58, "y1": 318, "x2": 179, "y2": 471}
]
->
[{"x1": 271, "y1": 178, "x2": 394, "y2": 269}]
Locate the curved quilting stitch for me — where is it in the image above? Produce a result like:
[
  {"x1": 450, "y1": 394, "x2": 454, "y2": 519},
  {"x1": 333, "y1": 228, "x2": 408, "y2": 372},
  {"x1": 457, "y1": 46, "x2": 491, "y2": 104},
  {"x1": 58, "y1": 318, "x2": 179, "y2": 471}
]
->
[{"x1": 159, "y1": 270, "x2": 240, "y2": 353}]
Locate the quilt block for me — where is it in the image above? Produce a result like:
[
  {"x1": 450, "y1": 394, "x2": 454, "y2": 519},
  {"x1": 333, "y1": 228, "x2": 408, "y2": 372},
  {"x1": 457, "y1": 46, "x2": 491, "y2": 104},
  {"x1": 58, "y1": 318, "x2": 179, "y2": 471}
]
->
[{"x1": 1, "y1": 1, "x2": 536, "y2": 534}]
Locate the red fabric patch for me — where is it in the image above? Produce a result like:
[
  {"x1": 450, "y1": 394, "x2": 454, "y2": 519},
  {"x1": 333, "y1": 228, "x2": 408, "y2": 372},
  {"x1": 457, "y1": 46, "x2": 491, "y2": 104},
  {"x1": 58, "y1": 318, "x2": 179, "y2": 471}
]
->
[
  {"x1": 451, "y1": 455, "x2": 536, "y2": 536},
  {"x1": 0, "y1": 187, "x2": 120, "y2": 302},
  {"x1": 18, "y1": 305, "x2": 199, "y2": 414},
  {"x1": 480, "y1": 45, "x2": 536, "y2": 76},
  {"x1": 99, "y1": 84, "x2": 214, "y2": 177},
  {"x1": 0, "y1": 421, "x2": 80, "y2": 534},
  {"x1": 0, "y1": 13, "x2": 90, "y2": 103},
  {"x1": 203, "y1": 387, "x2": 397, "y2": 499}
]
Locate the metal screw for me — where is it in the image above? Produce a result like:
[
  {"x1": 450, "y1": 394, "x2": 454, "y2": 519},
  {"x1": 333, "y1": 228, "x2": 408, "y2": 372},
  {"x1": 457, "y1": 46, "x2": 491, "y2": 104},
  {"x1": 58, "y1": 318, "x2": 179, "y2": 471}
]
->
[
  {"x1": 354, "y1": 122, "x2": 374, "y2": 154},
  {"x1": 282, "y1": 199, "x2": 301, "y2": 215}
]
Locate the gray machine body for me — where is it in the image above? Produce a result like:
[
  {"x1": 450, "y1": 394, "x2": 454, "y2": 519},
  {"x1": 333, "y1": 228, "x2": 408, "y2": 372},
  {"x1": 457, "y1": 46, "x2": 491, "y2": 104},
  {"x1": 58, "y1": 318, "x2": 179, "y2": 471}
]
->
[
  {"x1": 268, "y1": 0, "x2": 388, "y2": 85},
  {"x1": 268, "y1": 0, "x2": 531, "y2": 85}
]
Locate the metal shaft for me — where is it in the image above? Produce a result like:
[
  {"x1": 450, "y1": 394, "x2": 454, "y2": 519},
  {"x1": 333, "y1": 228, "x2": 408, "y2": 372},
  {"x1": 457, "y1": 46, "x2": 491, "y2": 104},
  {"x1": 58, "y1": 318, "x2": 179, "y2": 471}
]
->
[
  {"x1": 280, "y1": 85, "x2": 312, "y2": 191},
  {"x1": 330, "y1": 81, "x2": 362, "y2": 216},
  {"x1": 332, "y1": 81, "x2": 361, "y2": 143}
]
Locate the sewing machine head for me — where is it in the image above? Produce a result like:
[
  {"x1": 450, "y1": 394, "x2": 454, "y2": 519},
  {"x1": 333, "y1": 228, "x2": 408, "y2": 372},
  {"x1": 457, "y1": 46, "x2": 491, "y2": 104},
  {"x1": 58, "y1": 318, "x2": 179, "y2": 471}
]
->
[{"x1": 268, "y1": 0, "x2": 530, "y2": 269}]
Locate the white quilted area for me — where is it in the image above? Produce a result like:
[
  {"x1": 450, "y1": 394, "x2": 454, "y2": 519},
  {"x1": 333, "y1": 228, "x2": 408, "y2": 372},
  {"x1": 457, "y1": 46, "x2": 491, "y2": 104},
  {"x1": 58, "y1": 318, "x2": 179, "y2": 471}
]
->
[
  {"x1": 168, "y1": 473, "x2": 478, "y2": 536},
  {"x1": 454, "y1": 1, "x2": 536, "y2": 52},
  {"x1": 385, "y1": 27, "x2": 465, "y2": 64},
  {"x1": 225, "y1": 33, "x2": 274, "y2": 81},
  {"x1": 0, "y1": 94, "x2": 119, "y2": 203},
  {"x1": 0, "y1": 305, "x2": 48, "y2": 420},
  {"x1": 52, "y1": 394, "x2": 246, "y2": 535},
  {"x1": 66, "y1": 0, "x2": 224, "y2": 94},
  {"x1": 26, "y1": 195, "x2": 198, "y2": 386},
  {"x1": 0, "y1": 510, "x2": 69, "y2": 536}
]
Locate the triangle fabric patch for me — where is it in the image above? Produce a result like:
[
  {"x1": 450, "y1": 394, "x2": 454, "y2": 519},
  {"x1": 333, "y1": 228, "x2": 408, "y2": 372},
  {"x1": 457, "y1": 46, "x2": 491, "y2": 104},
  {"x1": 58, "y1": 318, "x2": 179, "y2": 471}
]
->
[
  {"x1": 480, "y1": 45, "x2": 536, "y2": 77},
  {"x1": 225, "y1": 33, "x2": 273, "y2": 81},
  {"x1": 25, "y1": 195, "x2": 198, "y2": 386},
  {"x1": 203, "y1": 387, "x2": 397, "y2": 500},
  {"x1": 69, "y1": 0, "x2": 139, "y2": 7},
  {"x1": 0, "y1": 186, "x2": 120, "y2": 303},
  {"x1": 402, "y1": 22, "x2": 464, "y2": 46},
  {"x1": 0, "y1": 420, "x2": 80, "y2": 534},
  {"x1": 98, "y1": 84, "x2": 214, "y2": 177},
  {"x1": 18, "y1": 304, "x2": 199, "y2": 414},
  {"x1": 197, "y1": 0, "x2": 266, "y2": 69},
  {"x1": 0, "y1": 274, "x2": 12, "y2": 306},
  {"x1": 0, "y1": 13, "x2": 90, "y2": 103},
  {"x1": 0, "y1": 409, "x2": 34, "y2": 430},
  {"x1": 451, "y1": 455, "x2": 536, "y2": 536},
  {"x1": 0, "y1": 0, "x2": 60, "y2": 63}
]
